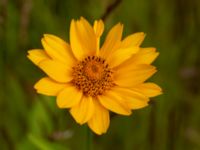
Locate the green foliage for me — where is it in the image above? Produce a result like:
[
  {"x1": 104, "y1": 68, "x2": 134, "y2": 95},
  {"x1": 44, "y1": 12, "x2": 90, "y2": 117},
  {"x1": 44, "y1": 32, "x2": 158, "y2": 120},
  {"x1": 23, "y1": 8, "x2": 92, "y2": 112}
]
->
[{"x1": 0, "y1": 0, "x2": 200, "y2": 149}]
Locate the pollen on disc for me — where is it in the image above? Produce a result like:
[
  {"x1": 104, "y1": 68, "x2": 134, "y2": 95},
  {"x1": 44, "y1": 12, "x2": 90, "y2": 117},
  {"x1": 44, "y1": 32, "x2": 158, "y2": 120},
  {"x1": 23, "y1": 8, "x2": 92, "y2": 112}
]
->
[{"x1": 72, "y1": 56, "x2": 115, "y2": 97}]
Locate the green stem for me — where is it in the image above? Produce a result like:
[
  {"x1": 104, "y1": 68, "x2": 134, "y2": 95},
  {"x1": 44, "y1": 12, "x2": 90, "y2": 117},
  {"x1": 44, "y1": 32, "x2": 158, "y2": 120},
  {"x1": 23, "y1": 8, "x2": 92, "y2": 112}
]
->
[{"x1": 86, "y1": 126, "x2": 93, "y2": 150}]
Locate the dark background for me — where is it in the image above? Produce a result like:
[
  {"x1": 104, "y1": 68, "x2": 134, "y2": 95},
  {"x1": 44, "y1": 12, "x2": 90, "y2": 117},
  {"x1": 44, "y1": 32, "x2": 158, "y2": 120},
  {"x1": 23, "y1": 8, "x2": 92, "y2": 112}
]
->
[{"x1": 0, "y1": 0, "x2": 200, "y2": 149}]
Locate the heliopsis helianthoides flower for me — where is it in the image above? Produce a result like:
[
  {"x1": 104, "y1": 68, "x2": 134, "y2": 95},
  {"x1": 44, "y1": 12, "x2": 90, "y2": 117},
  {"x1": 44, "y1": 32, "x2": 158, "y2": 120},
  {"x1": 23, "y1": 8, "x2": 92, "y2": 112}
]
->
[{"x1": 27, "y1": 17, "x2": 162, "y2": 135}]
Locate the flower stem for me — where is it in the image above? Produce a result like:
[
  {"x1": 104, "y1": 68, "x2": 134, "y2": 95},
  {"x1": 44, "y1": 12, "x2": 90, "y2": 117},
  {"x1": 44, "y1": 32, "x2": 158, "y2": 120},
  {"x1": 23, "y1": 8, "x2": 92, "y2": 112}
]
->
[{"x1": 86, "y1": 126, "x2": 93, "y2": 150}]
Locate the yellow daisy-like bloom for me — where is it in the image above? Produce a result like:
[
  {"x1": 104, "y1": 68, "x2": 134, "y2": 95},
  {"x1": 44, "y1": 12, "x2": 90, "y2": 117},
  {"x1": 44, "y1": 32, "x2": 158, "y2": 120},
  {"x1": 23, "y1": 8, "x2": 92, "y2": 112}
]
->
[{"x1": 27, "y1": 17, "x2": 162, "y2": 135}]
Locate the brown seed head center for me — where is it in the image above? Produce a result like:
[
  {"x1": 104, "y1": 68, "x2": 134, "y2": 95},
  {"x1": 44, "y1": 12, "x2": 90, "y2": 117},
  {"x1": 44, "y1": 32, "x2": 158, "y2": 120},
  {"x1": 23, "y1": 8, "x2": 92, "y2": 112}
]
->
[
  {"x1": 72, "y1": 56, "x2": 115, "y2": 97},
  {"x1": 84, "y1": 60, "x2": 104, "y2": 80}
]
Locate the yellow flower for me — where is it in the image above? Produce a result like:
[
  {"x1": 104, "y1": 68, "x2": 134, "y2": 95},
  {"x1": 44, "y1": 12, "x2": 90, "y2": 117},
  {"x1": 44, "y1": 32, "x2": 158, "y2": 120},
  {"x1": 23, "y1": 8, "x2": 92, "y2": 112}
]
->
[{"x1": 27, "y1": 17, "x2": 162, "y2": 135}]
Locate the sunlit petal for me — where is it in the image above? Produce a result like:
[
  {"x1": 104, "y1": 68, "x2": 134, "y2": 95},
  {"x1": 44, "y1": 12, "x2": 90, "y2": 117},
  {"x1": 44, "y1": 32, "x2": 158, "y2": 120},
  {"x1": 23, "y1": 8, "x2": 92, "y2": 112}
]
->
[{"x1": 88, "y1": 100, "x2": 110, "y2": 135}]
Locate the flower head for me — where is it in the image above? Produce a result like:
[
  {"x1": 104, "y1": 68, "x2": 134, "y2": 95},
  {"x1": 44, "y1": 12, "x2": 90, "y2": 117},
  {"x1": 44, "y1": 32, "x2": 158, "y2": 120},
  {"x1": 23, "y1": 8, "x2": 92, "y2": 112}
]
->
[{"x1": 27, "y1": 17, "x2": 162, "y2": 135}]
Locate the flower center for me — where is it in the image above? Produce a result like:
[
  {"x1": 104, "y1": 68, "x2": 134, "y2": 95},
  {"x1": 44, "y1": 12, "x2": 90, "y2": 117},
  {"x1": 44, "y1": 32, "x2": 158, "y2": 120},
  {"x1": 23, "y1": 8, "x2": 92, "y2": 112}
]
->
[{"x1": 72, "y1": 56, "x2": 115, "y2": 97}]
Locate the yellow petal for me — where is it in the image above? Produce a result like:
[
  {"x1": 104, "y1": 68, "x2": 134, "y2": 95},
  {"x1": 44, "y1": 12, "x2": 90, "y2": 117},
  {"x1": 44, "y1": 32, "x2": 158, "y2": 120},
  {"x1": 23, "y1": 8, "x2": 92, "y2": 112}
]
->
[
  {"x1": 70, "y1": 18, "x2": 97, "y2": 60},
  {"x1": 115, "y1": 64, "x2": 157, "y2": 87},
  {"x1": 129, "y1": 47, "x2": 159, "y2": 65},
  {"x1": 127, "y1": 99, "x2": 148, "y2": 109},
  {"x1": 132, "y1": 83, "x2": 162, "y2": 97},
  {"x1": 100, "y1": 23, "x2": 123, "y2": 58},
  {"x1": 34, "y1": 77, "x2": 67, "y2": 96},
  {"x1": 93, "y1": 19, "x2": 104, "y2": 54},
  {"x1": 112, "y1": 87, "x2": 149, "y2": 109},
  {"x1": 39, "y1": 60, "x2": 72, "y2": 83},
  {"x1": 107, "y1": 46, "x2": 139, "y2": 68},
  {"x1": 116, "y1": 47, "x2": 159, "y2": 70},
  {"x1": 57, "y1": 86, "x2": 82, "y2": 108},
  {"x1": 70, "y1": 19, "x2": 85, "y2": 60},
  {"x1": 98, "y1": 90, "x2": 131, "y2": 115},
  {"x1": 78, "y1": 17, "x2": 97, "y2": 51},
  {"x1": 120, "y1": 32, "x2": 145, "y2": 48},
  {"x1": 88, "y1": 100, "x2": 110, "y2": 135},
  {"x1": 41, "y1": 34, "x2": 75, "y2": 66},
  {"x1": 93, "y1": 20, "x2": 104, "y2": 38},
  {"x1": 27, "y1": 49, "x2": 50, "y2": 65},
  {"x1": 70, "y1": 96, "x2": 94, "y2": 125}
]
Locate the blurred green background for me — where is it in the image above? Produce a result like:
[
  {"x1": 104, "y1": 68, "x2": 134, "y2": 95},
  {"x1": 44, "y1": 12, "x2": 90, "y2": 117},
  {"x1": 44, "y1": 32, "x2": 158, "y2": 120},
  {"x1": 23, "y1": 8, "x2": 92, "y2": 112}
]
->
[{"x1": 0, "y1": 0, "x2": 200, "y2": 149}]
